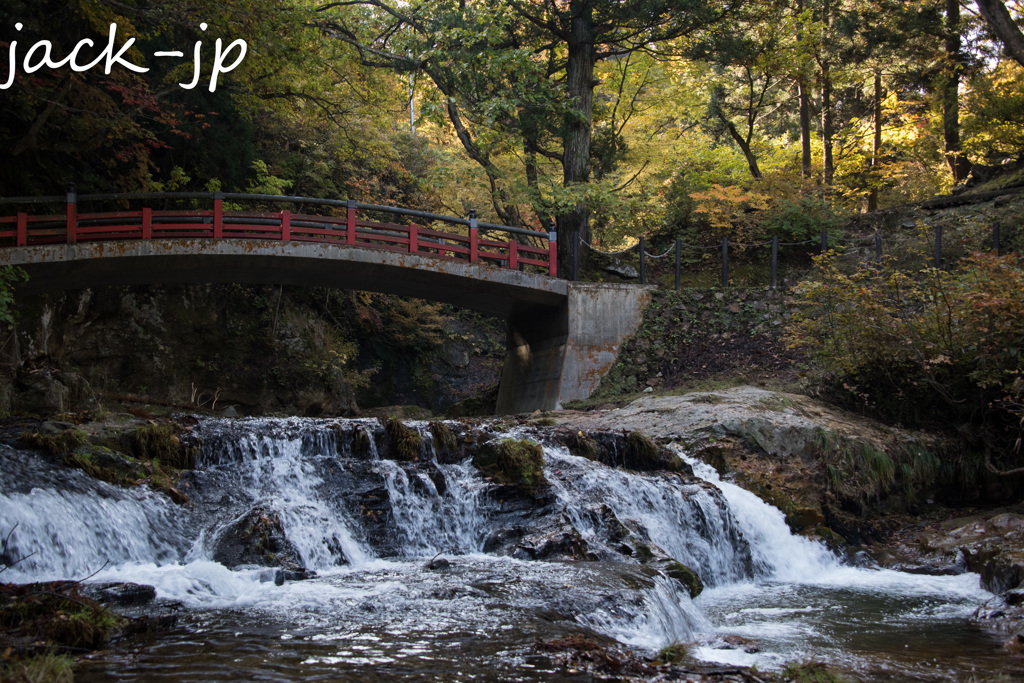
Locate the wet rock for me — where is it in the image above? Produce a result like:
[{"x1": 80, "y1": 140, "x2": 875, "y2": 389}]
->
[
  {"x1": 720, "y1": 635, "x2": 760, "y2": 653},
  {"x1": 601, "y1": 259, "x2": 639, "y2": 279},
  {"x1": 662, "y1": 560, "x2": 703, "y2": 598},
  {"x1": 553, "y1": 429, "x2": 691, "y2": 474},
  {"x1": 512, "y1": 514, "x2": 593, "y2": 561},
  {"x1": 83, "y1": 581, "x2": 157, "y2": 605},
  {"x1": 426, "y1": 557, "x2": 451, "y2": 571},
  {"x1": 220, "y1": 405, "x2": 239, "y2": 418},
  {"x1": 212, "y1": 506, "x2": 308, "y2": 570},
  {"x1": 850, "y1": 550, "x2": 880, "y2": 569}
]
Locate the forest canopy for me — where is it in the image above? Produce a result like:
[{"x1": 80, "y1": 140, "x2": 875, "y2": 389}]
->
[{"x1": 2, "y1": 0, "x2": 1024, "y2": 275}]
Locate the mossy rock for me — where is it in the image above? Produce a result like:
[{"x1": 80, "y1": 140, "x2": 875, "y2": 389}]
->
[
  {"x1": 350, "y1": 425, "x2": 373, "y2": 456},
  {"x1": 565, "y1": 431, "x2": 598, "y2": 461},
  {"x1": 429, "y1": 420, "x2": 457, "y2": 456},
  {"x1": 384, "y1": 418, "x2": 423, "y2": 461},
  {"x1": 663, "y1": 560, "x2": 704, "y2": 598},
  {"x1": 130, "y1": 423, "x2": 195, "y2": 470},
  {"x1": 20, "y1": 428, "x2": 88, "y2": 455},
  {"x1": 786, "y1": 506, "x2": 826, "y2": 532},
  {"x1": 473, "y1": 438, "x2": 548, "y2": 495}
]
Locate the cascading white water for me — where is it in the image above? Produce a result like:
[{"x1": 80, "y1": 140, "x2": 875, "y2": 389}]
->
[
  {"x1": 0, "y1": 418, "x2": 1001, "y2": 680},
  {"x1": 545, "y1": 446, "x2": 759, "y2": 586},
  {"x1": 194, "y1": 423, "x2": 367, "y2": 569},
  {"x1": 0, "y1": 447, "x2": 192, "y2": 582},
  {"x1": 378, "y1": 458, "x2": 487, "y2": 556}
]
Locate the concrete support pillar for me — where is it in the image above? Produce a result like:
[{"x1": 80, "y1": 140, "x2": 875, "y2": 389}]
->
[{"x1": 495, "y1": 283, "x2": 653, "y2": 413}]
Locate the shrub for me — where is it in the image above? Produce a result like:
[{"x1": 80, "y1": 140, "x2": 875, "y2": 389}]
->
[{"x1": 788, "y1": 252, "x2": 1024, "y2": 467}]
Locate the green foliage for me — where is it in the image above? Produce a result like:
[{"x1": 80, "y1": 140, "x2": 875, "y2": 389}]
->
[
  {"x1": 20, "y1": 429, "x2": 88, "y2": 455},
  {"x1": 565, "y1": 431, "x2": 599, "y2": 461},
  {"x1": 788, "y1": 252, "x2": 1024, "y2": 457},
  {"x1": 0, "y1": 652, "x2": 75, "y2": 683},
  {"x1": 657, "y1": 641, "x2": 689, "y2": 665},
  {"x1": 472, "y1": 438, "x2": 548, "y2": 495},
  {"x1": 625, "y1": 431, "x2": 660, "y2": 468},
  {"x1": 0, "y1": 582, "x2": 126, "y2": 651},
  {"x1": 0, "y1": 267, "x2": 27, "y2": 329}
]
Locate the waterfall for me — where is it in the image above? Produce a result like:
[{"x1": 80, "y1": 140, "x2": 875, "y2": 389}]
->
[
  {"x1": 0, "y1": 416, "x2": 995, "y2": 676},
  {"x1": 0, "y1": 447, "x2": 192, "y2": 582}
]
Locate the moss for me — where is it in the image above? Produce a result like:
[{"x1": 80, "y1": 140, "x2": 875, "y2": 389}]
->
[
  {"x1": 0, "y1": 582, "x2": 127, "y2": 651},
  {"x1": 0, "y1": 652, "x2": 74, "y2": 683},
  {"x1": 129, "y1": 423, "x2": 194, "y2": 470},
  {"x1": 472, "y1": 438, "x2": 548, "y2": 495},
  {"x1": 625, "y1": 431, "x2": 659, "y2": 468},
  {"x1": 663, "y1": 560, "x2": 704, "y2": 598},
  {"x1": 384, "y1": 418, "x2": 423, "y2": 461},
  {"x1": 634, "y1": 543, "x2": 655, "y2": 562},
  {"x1": 20, "y1": 429, "x2": 88, "y2": 455},
  {"x1": 566, "y1": 431, "x2": 599, "y2": 461},
  {"x1": 657, "y1": 641, "x2": 689, "y2": 665},
  {"x1": 428, "y1": 420, "x2": 457, "y2": 455}
]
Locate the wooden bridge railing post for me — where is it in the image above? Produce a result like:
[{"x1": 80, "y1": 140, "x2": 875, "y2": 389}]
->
[
  {"x1": 548, "y1": 223, "x2": 557, "y2": 277},
  {"x1": 281, "y1": 209, "x2": 291, "y2": 241},
  {"x1": 409, "y1": 223, "x2": 418, "y2": 254},
  {"x1": 16, "y1": 213, "x2": 26, "y2": 246},
  {"x1": 469, "y1": 210, "x2": 478, "y2": 263},
  {"x1": 508, "y1": 239, "x2": 518, "y2": 270},
  {"x1": 66, "y1": 183, "x2": 77, "y2": 244},
  {"x1": 213, "y1": 192, "x2": 223, "y2": 238},
  {"x1": 346, "y1": 199, "x2": 356, "y2": 245},
  {"x1": 142, "y1": 207, "x2": 152, "y2": 240}
]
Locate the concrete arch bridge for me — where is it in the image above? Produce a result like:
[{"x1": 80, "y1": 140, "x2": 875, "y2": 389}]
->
[{"x1": 0, "y1": 191, "x2": 650, "y2": 413}]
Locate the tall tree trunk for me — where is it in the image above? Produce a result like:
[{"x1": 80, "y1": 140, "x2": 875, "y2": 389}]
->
[
  {"x1": 558, "y1": 0, "x2": 596, "y2": 280},
  {"x1": 796, "y1": 0, "x2": 812, "y2": 179},
  {"x1": 975, "y1": 0, "x2": 1024, "y2": 68},
  {"x1": 943, "y1": 0, "x2": 970, "y2": 183},
  {"x1": 799, "y1": 82, "x2": 813, "y2": 179},
  {"x1": 820, "y1": 0, "x2": 834, "y2": 186},
  {"x1": 867, "y1": 70, "x2": 883, "y2": 212}
]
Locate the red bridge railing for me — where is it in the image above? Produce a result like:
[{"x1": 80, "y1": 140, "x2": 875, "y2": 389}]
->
[{"x1": 0, "y1": 191, "x2": 558, "y2": 277}]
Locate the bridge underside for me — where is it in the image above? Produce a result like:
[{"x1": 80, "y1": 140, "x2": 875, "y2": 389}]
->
[{"x1": 1, "y1": 240, "x2": 651, "y2": 413}]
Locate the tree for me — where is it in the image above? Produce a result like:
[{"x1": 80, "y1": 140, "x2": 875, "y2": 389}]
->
[
  {"x1": 317, "y1": 0, "x2": 741, "y2": 278},
  {"x1": 975, "y1": 0, "x2": 1024, "y2": 67}
]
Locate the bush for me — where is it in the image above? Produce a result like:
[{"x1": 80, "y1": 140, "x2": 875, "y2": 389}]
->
[{"x1": 788, "y1": 252, "x2": 1024, "y2": 466}]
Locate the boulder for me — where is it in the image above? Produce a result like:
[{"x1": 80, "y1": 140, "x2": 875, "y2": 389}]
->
[{"x1": 211, "y1": 507, "x2": 307, "y2": 570}]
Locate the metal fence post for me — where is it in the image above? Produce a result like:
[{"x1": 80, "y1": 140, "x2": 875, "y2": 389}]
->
[
  {"x1": 874, "y1": 231, "x2": 882, "y2": 264},
  {"x1": 820, "y1": 230, "x2": 828, "y2": 253},
  {"x1": 674, "y1": 238, "x2": 681, "y2": 291},
  {"x1": 770, "y1": 235, "x2": 778, "y2": 289},
  {"x1": 548, "y1": 222, "x2": 558, "y2": 277},
  {"x1": 213, "y1": 191, "x2": 223, "y2": 238},
  {"x1": 639, "y1": 235, "x2": 646, "y2": 285},
  {"x1": 66, "y1": 183, "x2": 77, "y2": 244},
  {"x1": 721, "y1": 236, "x2": 729, "y2": 289},
  {"x1": 469, "y1": 209, "x2": 478, "y2": 263}
]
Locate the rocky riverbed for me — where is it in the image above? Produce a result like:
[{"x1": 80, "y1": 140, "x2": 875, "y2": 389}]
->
[{"x1": 2, "y1": 386, "x2": 1022, "y2": 680}]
